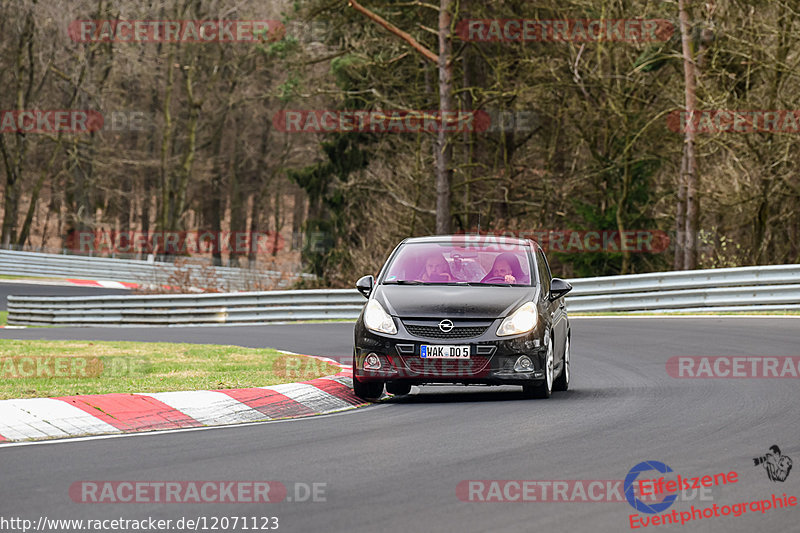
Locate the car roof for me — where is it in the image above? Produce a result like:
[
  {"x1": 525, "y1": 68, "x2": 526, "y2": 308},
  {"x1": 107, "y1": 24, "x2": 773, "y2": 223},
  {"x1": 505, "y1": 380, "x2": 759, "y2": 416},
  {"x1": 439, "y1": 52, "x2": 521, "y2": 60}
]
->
[{"x1": 402, "y1": 234, "x2": 536, "y2": 246}]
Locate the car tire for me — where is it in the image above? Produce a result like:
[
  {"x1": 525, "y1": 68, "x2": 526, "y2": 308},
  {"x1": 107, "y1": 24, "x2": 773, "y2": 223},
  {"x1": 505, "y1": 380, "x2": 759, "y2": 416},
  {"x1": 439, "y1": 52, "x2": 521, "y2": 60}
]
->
[
  {"x1": 524, "y1": 336, "x2": 554, "y2": 399},
  {"x1": 353, "y1": 376, "x2": 384, "y2": 400},
  {"x1": 352, "y1": 350, "x2": 384, "y2": 400},
  {"x1": 386, "y1": 382, "x2": 412, "y2": 396},
  {"x1": 553, "y1": 334, "x2": 570, "y2": 392}
]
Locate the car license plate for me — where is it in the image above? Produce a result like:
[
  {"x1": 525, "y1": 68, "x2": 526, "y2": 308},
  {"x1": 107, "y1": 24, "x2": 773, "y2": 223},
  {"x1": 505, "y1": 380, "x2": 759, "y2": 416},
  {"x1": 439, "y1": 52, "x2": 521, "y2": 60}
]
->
[{"x1": 420, "y1": 345, "x2": 470, "y2": 359}]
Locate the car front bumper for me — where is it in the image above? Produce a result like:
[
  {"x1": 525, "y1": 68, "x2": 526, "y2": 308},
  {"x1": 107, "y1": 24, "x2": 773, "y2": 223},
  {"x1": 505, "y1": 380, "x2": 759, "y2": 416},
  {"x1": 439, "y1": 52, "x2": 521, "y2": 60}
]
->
[{"x1": 353, "y1": 319, "x2": 548, "y2": 386}]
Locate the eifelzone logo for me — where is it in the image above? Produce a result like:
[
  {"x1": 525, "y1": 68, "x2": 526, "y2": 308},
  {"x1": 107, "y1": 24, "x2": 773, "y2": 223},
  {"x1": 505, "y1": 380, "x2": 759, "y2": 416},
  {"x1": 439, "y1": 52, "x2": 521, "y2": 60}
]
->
[
  {"x1": 754, "y1": 445, "x2": 793, "y2": 483},
  {"x1": 624, "y1": 461, "x2": 678, "y2": 514}
]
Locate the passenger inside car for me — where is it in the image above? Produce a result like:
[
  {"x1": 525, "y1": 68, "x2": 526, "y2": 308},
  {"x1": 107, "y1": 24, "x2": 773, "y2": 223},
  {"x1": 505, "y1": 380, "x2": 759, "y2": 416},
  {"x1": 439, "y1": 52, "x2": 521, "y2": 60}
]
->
[{"x1": 418, "y1": 252, "x2": 454, "y2": 282}]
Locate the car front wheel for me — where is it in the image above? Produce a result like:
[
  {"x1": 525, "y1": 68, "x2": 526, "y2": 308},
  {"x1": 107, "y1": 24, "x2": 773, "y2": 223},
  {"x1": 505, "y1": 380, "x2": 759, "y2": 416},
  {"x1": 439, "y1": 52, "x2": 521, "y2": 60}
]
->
[
  {"x1": 524, "y1": 336, "x2": 554, "y2": 399},
  {"x1": 352, "y1": 351, "x2": 384, "y2": 400},
  {"x1": 353, "y1": 375, "x2": 384, "y2": 400},
  {"x1": 553, "y1": 334, "x2": 570, "y2": 392}
]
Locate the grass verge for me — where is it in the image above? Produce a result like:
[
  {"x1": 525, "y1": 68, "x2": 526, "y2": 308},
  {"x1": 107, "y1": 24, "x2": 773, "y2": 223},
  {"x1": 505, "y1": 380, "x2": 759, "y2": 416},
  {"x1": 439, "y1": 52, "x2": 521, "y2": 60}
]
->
[
  {"x1": 0, "y1": 311, "x2": 6, "y2": 326},
  {"x1": 0, "y1": 340, "x2": 341, "y2": 400}
]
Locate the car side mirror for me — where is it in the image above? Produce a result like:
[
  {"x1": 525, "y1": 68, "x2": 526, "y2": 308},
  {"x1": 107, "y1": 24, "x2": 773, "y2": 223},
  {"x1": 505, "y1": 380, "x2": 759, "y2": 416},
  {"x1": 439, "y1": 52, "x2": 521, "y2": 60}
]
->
[
  {"x1": 548, "y1": 278, "x2": 572, "y2": 301},
  {"x1": 356, "y1": 275, "x2": 374, "y2": 298}
]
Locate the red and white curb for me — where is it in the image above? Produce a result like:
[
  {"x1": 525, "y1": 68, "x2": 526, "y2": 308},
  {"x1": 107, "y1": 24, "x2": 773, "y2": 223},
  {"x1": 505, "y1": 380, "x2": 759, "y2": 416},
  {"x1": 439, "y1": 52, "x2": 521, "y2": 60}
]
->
[
  {"x1": 65, "y1": 279, "x2": 196, "y2": 292},
  {"x1": 0, "y1": 278, "x2": 138, "y2": 289},
  {"x1": 0, "y1": 357, "x2": 366, "y2": 443},
  {"x1": 64, "y1": 279, "x2": 139, "y2": 289},
  {"x1": 0, "y1": 277, "x2": 214, "y2": 294}
]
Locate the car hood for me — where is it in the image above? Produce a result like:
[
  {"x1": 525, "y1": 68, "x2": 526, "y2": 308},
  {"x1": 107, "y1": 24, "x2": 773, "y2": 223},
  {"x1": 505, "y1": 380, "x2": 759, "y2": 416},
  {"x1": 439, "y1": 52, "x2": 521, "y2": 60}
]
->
[{"x1": 374, "y1": 285, "x2": 536, "y2": 319}]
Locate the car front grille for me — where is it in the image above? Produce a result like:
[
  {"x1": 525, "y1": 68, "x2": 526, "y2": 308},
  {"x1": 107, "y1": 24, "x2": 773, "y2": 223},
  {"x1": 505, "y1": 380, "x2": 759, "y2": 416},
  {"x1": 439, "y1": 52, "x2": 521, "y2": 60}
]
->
[
  {"x1": 400, "y1": 355, "x2": 492, "y2": 376},
  {"x1": 403, "y1": 323, "x2": 489, "y2": 339}
]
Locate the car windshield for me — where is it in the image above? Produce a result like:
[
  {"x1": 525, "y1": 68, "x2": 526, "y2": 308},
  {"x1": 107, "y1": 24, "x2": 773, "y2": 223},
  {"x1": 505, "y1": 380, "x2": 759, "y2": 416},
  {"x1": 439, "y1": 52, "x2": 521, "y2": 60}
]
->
[{"x1": 381, "y1": 241, "x2": 533, "y2": 286}]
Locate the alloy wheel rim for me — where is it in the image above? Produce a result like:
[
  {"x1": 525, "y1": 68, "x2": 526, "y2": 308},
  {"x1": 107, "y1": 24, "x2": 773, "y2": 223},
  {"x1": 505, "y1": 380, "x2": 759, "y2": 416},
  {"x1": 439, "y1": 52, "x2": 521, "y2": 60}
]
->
[{"x1": 564, "y1": 336, "x2": 570, "y2": 384}]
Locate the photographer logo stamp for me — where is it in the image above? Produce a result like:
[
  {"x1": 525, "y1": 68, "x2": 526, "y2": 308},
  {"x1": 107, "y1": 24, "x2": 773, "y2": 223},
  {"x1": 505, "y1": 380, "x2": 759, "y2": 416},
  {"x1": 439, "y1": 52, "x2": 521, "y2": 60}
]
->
[{"x1": 753, "y1": 445, "x2": 793, "y2": 482}]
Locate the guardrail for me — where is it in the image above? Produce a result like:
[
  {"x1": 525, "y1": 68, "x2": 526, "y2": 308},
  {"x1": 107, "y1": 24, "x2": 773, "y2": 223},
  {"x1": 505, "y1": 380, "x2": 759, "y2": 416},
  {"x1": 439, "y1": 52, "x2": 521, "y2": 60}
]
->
[
  {"x1": 7, "y1": 290, "x2": 361, "y2": 326},
  {"x1": 0, "y1": 249, "x2": 311, "y2": 292},
  {"x1": 6, "y1": 265, "x2": 800, "y2": 326},
  {"x1": 567, "y1": 264, "x2": 800, "y2": 312}
]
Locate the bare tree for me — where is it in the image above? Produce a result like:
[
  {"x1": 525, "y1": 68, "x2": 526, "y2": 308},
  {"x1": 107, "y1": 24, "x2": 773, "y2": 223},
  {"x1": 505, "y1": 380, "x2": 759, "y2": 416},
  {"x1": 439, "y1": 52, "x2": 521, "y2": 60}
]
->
[
  {"x1": 434, "y1": 0, "x2": 453, "y2": 234},
  {"x1": 678, "y1": 0, "x2": 699, "y2": 270}
]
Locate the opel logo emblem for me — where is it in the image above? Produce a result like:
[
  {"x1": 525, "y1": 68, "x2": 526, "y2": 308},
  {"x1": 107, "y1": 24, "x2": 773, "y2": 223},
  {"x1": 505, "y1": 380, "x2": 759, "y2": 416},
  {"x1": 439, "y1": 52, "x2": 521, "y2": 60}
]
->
[{"x1": 438, "y1": 319, "x2": 454, "y2": 333}]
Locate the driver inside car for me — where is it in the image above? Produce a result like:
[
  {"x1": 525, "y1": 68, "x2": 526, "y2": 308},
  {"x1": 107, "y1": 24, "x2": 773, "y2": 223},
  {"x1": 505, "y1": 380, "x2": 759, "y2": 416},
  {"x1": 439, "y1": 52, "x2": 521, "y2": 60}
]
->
[{"x1": 482, "y1": 252, "x2": 527, "y2": 284}]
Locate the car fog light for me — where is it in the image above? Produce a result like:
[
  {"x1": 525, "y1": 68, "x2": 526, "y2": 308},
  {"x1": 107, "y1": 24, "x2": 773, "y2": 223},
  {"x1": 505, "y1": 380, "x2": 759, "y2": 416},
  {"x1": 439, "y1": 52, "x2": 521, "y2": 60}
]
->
[
  {"x1": 364, "y1": 353, "x2": 382, "y2": 370},
  {"x1": 514, "y1": 355, "x2": 534, "y2": 372}
]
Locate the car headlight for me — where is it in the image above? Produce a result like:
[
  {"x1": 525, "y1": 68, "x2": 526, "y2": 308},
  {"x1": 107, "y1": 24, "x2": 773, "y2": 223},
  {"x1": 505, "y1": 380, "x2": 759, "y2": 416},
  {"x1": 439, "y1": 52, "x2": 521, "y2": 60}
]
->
[
  {"x1": 497, "y1": 302, "x2": 537, "y2": 336},
  {"x1": 364, "y1": 299, "x2": 397, "y2": 335}
]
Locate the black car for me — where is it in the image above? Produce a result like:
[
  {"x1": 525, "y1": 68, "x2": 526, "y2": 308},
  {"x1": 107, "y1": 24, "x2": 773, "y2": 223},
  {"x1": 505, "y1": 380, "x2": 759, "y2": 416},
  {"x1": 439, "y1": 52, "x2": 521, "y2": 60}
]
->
[{"x1": 352, "y1": 235, "x2": 572, "y2": 400}]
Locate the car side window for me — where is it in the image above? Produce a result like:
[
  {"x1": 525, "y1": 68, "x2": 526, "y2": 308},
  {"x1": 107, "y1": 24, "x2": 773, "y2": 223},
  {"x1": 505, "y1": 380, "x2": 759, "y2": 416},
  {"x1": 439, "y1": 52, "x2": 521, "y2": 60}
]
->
[{"x1": 536, "y1": 250, "x2": 551, "y2": 296}]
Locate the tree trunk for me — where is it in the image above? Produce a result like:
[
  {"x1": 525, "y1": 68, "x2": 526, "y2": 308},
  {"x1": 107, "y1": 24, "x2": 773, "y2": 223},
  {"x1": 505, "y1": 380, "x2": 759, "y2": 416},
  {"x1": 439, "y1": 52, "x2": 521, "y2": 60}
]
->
[
  {"x1": 158, "y1": 44, "x2": 176, "y2": 245},
  {"x1": 291, "y1": 183, "x2": 306, "y2": 251},
  {"x1": 0, "y1": 136, "x2": 20, "y2": 246},
  {"x1": 229, "y1": 123, "x2": 247, "y2": 268},
  {"x1": 272, "y1": 180, "x2": 283, "y2": 258},
  {"x1": 460, "y1": 52, "x2": 473, "y2": 231},
  {"x1": 248, "y1": 193, "x2": 261, "y2": 267},
  {"x1": 673, "y1": 151, "x2": 687, "y2": 270},
  {"x1": 435, "y1": 0, "x2": 453, "y2": 234},
  {"x1": 678, "y1": 0, "x2": 699, "y2": 270},
  {"x1": 17, "y1": 143, "x2": 61, "y2": 246},
  {"x1": 0, "y1": 9, "x2": 35, "y2": 246},
  {"x1": 173, "y1": 60, "x2": 198, "y2": 230},
  {"x1": 207, "y1": 127, "x2": 226, "y2": 266},
  {"x1": 616, "y1": 161, "x2": 632, "y2": 274},
  {"x1": 141, "y1": 178, "x2": 151, "y2": 260}
]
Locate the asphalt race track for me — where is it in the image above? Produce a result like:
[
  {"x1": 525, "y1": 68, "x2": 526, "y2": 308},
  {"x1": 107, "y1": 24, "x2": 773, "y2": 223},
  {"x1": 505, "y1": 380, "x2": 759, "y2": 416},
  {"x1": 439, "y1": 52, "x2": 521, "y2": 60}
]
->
[{"x1": 1, "y1": 317, "x2": 799, "y2": 532}]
